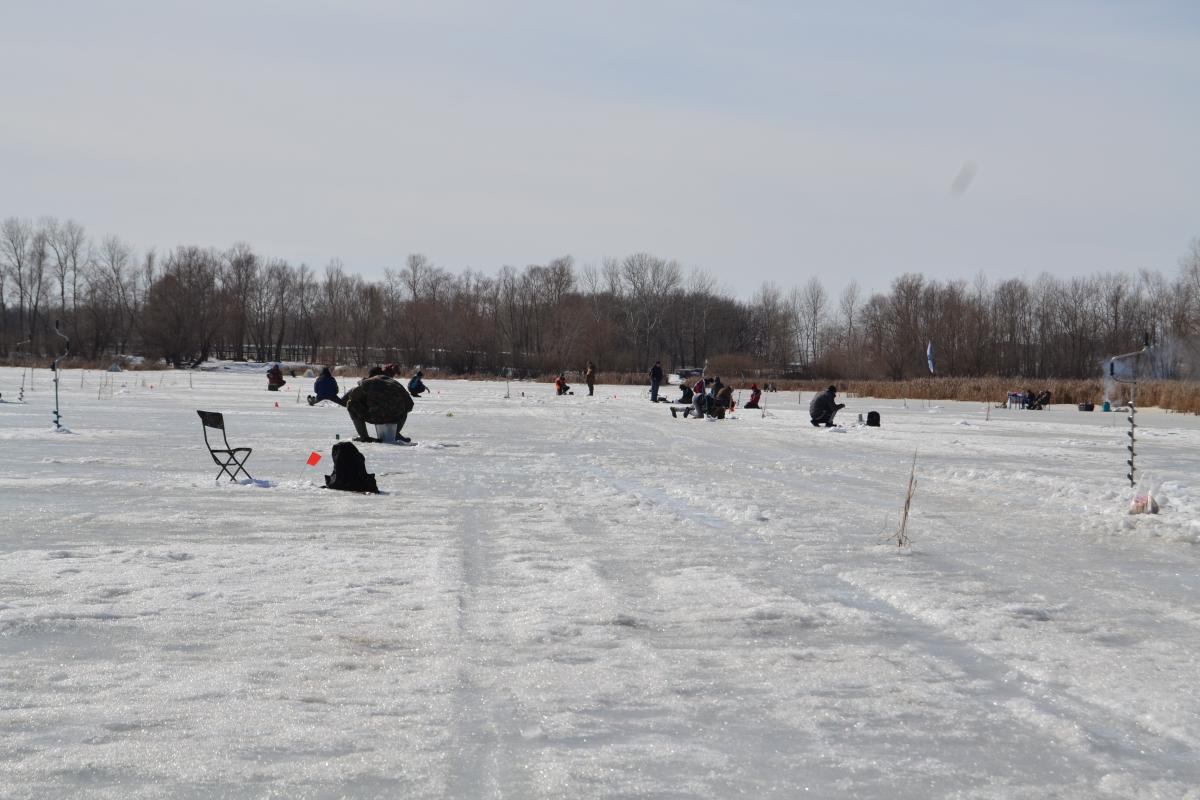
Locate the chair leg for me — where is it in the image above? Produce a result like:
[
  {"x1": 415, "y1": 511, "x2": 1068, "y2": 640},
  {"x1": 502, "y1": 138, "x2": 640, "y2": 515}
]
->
[{"x1": 231, "y1": 456, "x2": 252, "y2": 481}]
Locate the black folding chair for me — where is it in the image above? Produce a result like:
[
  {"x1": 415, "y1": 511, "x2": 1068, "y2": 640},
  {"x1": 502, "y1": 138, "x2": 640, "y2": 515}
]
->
[{"x1": 197, "y1": 410, "x2": 253, "y2": 481}]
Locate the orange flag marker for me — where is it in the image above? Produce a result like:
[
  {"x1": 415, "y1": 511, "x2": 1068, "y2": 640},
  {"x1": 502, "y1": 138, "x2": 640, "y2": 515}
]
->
[{"x1": 306, "y1": 452, "x2": 321, "y2": 466}]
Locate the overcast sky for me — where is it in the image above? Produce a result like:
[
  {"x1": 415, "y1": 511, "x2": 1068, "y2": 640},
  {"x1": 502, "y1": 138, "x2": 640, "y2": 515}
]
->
[{"x1": 2, "y1": 1, "x2": 1197, "y2": 297}]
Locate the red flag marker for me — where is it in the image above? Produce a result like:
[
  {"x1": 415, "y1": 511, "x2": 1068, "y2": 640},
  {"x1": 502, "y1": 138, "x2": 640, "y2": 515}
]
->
[
  {"x1": 274, "y1": 401, "x2": 279, "y2": 408},
  {"x1": 306, "y1": 452, "x2": 321, "y2": 466}
]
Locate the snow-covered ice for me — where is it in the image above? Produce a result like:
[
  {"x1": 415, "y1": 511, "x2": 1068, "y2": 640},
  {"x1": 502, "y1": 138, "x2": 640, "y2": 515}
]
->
[{"x1": 1, "y1": 367, "x2": 1199, "y2": 798}]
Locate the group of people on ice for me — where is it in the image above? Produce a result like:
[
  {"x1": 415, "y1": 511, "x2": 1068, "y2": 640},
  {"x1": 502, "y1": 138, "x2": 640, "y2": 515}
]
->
[
  {"x1": 292, "y1": 356, "x2": 849, "y2": 439},
  {"x1": 272, "y1": 363, "x2": 429, "y2": 444},
  {"x1": 550, "y1": 358, "x2": 852, "y2": 426},
  {"x1": 556, "y1": 361, "x2": 598, "y2": 396},
  {"x1": 670, "y1": 375, "x2": 734, "y2": 419}
]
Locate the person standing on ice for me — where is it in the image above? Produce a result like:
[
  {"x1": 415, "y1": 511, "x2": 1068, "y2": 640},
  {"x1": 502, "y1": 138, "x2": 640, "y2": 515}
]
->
[
  {"x1": 266, "y1": 363, "x2": 286, "y2": 391},
  {"x1": 809, "y1": 385, "x2": 845, "y2": 427},
  {"x1": 307, "y1": 366, "x2": 344, "y2": 405},
  {"x1": 344, "y1": 366, "x2": 414, "y2": 443},
  {"x1": 648, "y1": 361, "x2": 663, "y2": 402},
  {"x1": 584, "y1": 361, "x2": 596, "y2": 396}
]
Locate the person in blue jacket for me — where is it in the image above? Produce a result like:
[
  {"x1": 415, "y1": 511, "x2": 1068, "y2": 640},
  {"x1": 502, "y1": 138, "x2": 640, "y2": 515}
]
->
[
  {"x1": 307, "y1": 366, "x2": 345, "y2": 406},
  {"x1": 408, "y1": 370, "x2": 428, "y2": 397}
]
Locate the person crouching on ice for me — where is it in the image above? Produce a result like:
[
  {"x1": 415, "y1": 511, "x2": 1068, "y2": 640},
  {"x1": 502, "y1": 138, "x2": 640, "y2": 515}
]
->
[
  {"x1": 809, "y1": 385, "x2": 845, "y2": 427},
  {"x1": 714, "y1": 385, "x2": 734, "y2": 419},
  {"x1": 408, "y1": 370, "x2": 428, "y2": 397},
  {"x1": 744, "y1": 383, "x2": 761, "y2": 409},
  {"x1": 344, "y1": 366, "x2": 414, "y2": 443},
  {"x1": 669, "y1": 379, "x2": 696, "y2": 417},
  {"x1": 555, "y1": 373, "x2": 571, "y2": 395},
  {"x1": 681, "y1": 377, "x2": 707, "y2": 418},
  {"x1": 307, "y1": 366, "x2": 344, "y2": 406}
]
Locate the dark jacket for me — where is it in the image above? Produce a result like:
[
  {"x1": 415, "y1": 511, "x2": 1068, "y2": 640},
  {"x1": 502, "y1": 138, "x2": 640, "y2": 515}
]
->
[
  {"x1": 408, "y1": 375, "x2": 427, "y2": 395},
  {"x1": 313, "y1": 371, "x2": 339, "y2": 400},
  {"x1": 716, "y1": 386, "x2": 733, "y2": 409},
  {"x1": 809, "y1": 389, "x2": 842, "y2": 420},
  {"x1": 345, "y1": 375, "x2": 414, "y2": 424},
  {"x1": 267, "y1": 366, "x2": 286, "y2": 386},
  {"x1": 677, "y1": 384, "x2": 694, "y2": 403},
  {"x1": 650, "y1": 365, "x2": 663, "y2": 383}
]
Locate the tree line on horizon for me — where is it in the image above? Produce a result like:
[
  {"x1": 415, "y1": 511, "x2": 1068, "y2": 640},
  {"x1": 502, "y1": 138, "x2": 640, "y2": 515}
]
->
[{"x1": 2, "y1": 216, "x2": 1199, "y2": 381}]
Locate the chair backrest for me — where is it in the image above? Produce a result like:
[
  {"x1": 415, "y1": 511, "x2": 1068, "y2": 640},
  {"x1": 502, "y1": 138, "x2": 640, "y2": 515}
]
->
[
  {"x1": 197, "y1": 410, "x2": 231, "y2": 451},
  {"x1": 197, "y1": 410, "x2": 225, "y2": 430}
]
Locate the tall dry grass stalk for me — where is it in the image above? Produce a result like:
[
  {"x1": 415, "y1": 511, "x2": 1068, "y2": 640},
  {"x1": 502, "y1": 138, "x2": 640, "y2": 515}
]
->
[{"x1": 889, "y1": 451, "x2": 918, "y2": 548}]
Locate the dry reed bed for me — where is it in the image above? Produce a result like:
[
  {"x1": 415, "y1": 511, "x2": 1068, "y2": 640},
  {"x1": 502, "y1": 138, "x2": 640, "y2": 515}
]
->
[{"x1": 789, "y1": 377, "x2": 1200, "y2": 415}]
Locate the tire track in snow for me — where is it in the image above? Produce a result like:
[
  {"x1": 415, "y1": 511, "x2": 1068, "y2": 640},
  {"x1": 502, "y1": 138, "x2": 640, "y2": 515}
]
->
[
  {"x1": 635, "y1": 410, "x2": 1200, "y2": 750},
  {"x1": 559, "y1": 425, "x2": 1200, "y2": 790},
  {"x1": 444, "y1": 470, "x2": 537, "y2": 799}
]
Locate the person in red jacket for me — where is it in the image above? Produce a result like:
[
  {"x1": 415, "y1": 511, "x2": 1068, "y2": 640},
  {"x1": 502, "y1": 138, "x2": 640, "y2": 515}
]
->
[{"x1": 744, "y1": 383, "x2": 762, "y2": 409}]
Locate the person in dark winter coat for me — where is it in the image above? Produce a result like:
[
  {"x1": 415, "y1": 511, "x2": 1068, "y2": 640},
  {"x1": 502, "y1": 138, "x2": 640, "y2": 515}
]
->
[
  {"x1": 585, "y1": 361, "x2": 596, "y2": 396},
  {"x1": 344, "y1": 369, "x2": 415, "y2": 443},
  {"x1": 675, "y1": 381, "x2": 694, "y2": 404},
  {"x1": 809, "y1": 385, "x2": 845, "y2": 427},
  {"x1": 266, "y1": 364, "x2": 286, "y2": 391},
  {"x1": 649, "y1": 361, "x2": 664, "y2": 402},
  {"x1": 714, "y1": 385, "x2": 734, "y2": 419},
  {"x1": 744, "y1": 383, "x2": 761, "y2": 409},
  {"x1": 307, "y1": 366, "x2": 343, "y2": 406},
  {"x1": 407, "y1": 370, "x2": 428, "y2": 397}
]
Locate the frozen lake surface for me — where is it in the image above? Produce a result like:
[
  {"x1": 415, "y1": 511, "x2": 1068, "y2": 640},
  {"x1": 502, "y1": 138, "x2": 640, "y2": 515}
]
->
[{"x1": 1, "y1": 366, "x2": 1199, "y2": 799}]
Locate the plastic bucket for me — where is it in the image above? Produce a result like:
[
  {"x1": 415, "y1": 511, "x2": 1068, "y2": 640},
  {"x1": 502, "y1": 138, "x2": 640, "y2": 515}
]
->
[{"x1": 374, "y1": 423, "x2": 398, "y2": 443}]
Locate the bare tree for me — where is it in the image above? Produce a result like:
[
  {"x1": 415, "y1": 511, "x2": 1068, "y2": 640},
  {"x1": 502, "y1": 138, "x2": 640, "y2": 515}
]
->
[
  {"x1": 791, "y1": 276, "x2": 827, "y2": 368},
  {"x1": 1, "y1": 218, "x2": 35, "y2": 347},
  {"x1": 620, "y1": 252, "x2": 681, "y2": 368},
  {"x1": 222, "y1": 243, "x2": 258, "y2": 360}
]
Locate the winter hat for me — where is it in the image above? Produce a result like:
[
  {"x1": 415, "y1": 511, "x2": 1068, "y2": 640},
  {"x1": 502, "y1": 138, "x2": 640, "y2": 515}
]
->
[
  {"x1": 368, "y1": 366, "x2": 384, "y2": 377},
  {"x1": 827, "y1": 385, "x2": 837, "y2": 394}
]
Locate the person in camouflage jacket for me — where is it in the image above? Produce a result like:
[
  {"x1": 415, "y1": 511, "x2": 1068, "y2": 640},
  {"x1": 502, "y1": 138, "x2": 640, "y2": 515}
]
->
[{"x1": 344, "y1": 368, "x2": 414, "y2": 442}]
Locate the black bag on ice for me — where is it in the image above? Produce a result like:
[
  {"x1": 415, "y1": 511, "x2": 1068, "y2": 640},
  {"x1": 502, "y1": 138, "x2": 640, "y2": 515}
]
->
[{"x1": 324, "y1": 441, "x2": 380, "y2": 494}]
